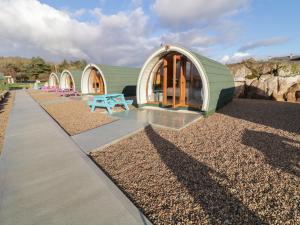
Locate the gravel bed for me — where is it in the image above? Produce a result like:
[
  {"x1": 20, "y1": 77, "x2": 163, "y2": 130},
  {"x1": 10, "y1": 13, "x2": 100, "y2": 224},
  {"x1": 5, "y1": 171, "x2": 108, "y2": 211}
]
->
[
  {"x1": 28, "y1": 90, "x2": 61, "y2": 102},
  {"x1": 28, "y1": 90, "x2": 137, "y2": 135},
  {"x1": 0, "y1": 92, "x2": 15, "y2": 152},
  {"x1": 91, "y1": 99, "x2": 300, "y2": 225},
  {"x1": 41, "y1": 100, "x2": 117, "y2": 135}
]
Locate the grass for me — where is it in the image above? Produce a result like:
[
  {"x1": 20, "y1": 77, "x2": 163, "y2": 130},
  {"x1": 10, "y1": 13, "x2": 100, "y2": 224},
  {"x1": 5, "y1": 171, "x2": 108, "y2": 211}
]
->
[{"x1": 8, "y1": 83, "x2": 32, "y2": 90}]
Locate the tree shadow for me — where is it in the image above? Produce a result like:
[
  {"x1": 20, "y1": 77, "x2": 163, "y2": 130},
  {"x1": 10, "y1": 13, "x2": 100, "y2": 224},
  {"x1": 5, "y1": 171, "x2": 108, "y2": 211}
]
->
[
  {"x1": 0, "y1": 92, "x2": 10, "y2": 114},
  {"x1": 145, "y1": 126, "x2": 266, "y2": 225},
  {"x1": 242, "y1": 129, "x2": 300, "y2": 178},
  {"x1": 218, "y1": 97, "x2": 300, "y2": 134}
]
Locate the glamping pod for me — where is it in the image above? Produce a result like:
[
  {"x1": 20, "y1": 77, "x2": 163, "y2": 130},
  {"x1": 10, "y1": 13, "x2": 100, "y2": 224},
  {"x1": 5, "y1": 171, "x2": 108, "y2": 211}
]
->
[
  {"x1": 81, "y1": 64, "x2": 140, "y2": 96},
  {"x1": 60, "y1": 69, "x2": 82, "y2": 92},
  {"x1": 136, "y1": 45, "x2": 234, "y2": 115},
  {"x1": 48, "y1": 72, "x2": 60, "y2": 88}
]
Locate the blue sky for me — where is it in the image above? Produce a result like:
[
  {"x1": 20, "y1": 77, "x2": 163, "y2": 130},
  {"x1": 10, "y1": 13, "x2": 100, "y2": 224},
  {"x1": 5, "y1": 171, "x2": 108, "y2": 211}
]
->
[{"x1": 0, "y1": 0, "x2": 299, "y2": 65}]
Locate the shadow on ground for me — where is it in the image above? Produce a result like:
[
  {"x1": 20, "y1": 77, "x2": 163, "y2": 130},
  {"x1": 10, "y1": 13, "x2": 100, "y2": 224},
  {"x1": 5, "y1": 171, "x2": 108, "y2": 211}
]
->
[
  {"x1": 0, "y1": 92, "x2": 10, "y2": 114},
  {"x1": 218, "y1": 99, "x2": 300, "y2": 134},
  {"x1": 145, "y1": 125, "x2": 267, "y2": 225},
  {"x1": 242, "y1": 129, "x2": 300, "y2": 178}
]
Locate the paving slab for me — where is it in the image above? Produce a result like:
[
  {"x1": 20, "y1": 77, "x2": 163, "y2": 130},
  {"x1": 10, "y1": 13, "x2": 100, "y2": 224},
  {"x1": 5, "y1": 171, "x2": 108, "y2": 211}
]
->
[
  {"x1": 72, "y1": 108, "x2": 202, "y2": 154},
  {"x1": 72, "y1": 118, "x2": 148, "y2": 154},
  {"x1": 112, "y1": 108, "x2": 203, "y2": 130},
  {"x1": 0, "y1": 90, "x2": 151, "y2": 225}
]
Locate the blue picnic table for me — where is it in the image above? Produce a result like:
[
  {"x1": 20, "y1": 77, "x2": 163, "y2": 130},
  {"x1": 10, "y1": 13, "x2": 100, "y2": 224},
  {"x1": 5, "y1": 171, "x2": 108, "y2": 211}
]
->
[{"x1": 88, "y1": 93, "x2": 133, "y2": 114}]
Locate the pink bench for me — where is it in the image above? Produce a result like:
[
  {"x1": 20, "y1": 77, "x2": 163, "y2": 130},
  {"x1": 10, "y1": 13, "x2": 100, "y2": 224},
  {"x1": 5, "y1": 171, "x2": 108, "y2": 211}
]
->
[
  {"x1": 56, "y1": 88, "x2": 80, "y2": 97},
  {"x1": 42, "y1": 86, "x2": 58, "y2": 92}
]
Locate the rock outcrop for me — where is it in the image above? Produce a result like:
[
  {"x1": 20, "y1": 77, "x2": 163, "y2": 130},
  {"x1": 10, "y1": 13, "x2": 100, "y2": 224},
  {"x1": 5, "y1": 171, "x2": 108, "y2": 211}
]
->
[
  {"x1": 229, "y1": 60, "x2": 300, "y2": 102},
  {"x1": 285, "y1": 83, "x2": 300, "y2": 102},
  {"x1": 233, "y1": 75, "x2": 300, "y2": 102}
]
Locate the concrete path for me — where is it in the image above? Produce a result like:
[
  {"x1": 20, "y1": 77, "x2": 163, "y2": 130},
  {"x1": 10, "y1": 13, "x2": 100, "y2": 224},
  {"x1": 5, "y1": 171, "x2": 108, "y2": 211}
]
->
[
  {"x1": 72, "y1": 118, "x2": 148, "y2": 154},
  {"x1": 0, "y1": 91, "x2": 151, "y2": 225},
  {"x1": 72, "y1": 108, "x2": 202, "y2": 154}
]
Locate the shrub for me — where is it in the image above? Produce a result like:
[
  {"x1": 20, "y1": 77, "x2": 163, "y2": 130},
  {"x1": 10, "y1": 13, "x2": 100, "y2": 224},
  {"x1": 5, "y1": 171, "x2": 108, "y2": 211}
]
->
[
  {"x1": 291, "y1": 64, "x2": 299, "y2": 75},
  {"x1": 8, "y1": 83, "x2": 31, "y2": 90},
  {"x1": 245, "y1": 74, "x2": 258, "y2": 80}
]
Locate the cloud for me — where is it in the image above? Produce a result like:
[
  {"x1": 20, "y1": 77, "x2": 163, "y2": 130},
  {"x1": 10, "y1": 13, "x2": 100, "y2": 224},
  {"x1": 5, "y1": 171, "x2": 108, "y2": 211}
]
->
[
  {"x1": 152, "y1": 0, "x2": 249, "y2": 29},
  {"x1": 0, "y1": 0, "x2": 257, "y2": 66},
  {"x1": 131, "y1": 0, "x2": 143, "y2": 8},
  {"x1": 221, "y1": 52, "x2": 250, "y2": 64},
  {"x1": 68, "y1": 8, "x2": 87, "y2": 18},
  {"x1": 161, "y1": 30, "x2": 217, "y2": 47},
  {"x1": 0, "y1": 0, "x2": 159, "y2": 65},
  {"x1": 239, "y1": 37, "x2": 289, "y2": 52}
]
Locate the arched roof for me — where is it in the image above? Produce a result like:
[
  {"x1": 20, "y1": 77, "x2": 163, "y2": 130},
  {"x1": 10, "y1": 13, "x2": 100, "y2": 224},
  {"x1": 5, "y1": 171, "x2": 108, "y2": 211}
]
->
[
  {"x1": 137, "y1": 45, "x2": 234, "y2": 115},
  {"x1": 60, "y1": 69, "x2": 82, "y2": 92},
  {"x1": 81, "y1": 64, "x2": 140, "y2": 95},
  {"x1": 49, "y1": 72, "x2": 60, "y2": 82}
]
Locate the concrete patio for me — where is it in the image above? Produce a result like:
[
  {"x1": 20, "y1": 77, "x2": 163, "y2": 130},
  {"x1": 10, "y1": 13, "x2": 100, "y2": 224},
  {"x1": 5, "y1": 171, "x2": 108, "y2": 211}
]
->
[{"x1": 72, "y1": 107, "x2": 202, "y2": 154}]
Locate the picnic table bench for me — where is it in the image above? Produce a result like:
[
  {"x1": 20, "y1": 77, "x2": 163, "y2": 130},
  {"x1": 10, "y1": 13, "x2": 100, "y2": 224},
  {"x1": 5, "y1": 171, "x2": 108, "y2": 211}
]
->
[
  {"x1": 42, "y1": 86, "x2": 58, "y2": 92},
  {"x1": 56, "y1": 88, "x2": 80, "y2": 97},
  {"x1": 88, "y1": 93, "x2": 133, "y2": 114}
]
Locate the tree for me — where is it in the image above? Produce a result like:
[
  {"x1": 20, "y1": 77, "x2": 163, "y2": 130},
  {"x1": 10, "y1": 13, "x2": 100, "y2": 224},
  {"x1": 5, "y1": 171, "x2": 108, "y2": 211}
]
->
[
  {"x1": 58, "y1": 59, "x2": 87, "y2": 71},
  {"x1": 243, "y1": 59, "x2": 265, "y2": 79},
  {"x1": 58, "y1": 59, "x2": 70, "y2": 71},
  {"x1": 2, "y1": 63, "x2": 20, "y2": 78},
  {"x1": 70, "y1": 59, "x2": 87, "y2": 70},
  {"x1": 270, "y1": 61, "x2": 286, "y2": 76},
  {"x1": 243, "y1": 59, "x2": 287, "y2": 79},
  {"x1": 25, "y1": 57, "x2": 51, "y2": 80}
]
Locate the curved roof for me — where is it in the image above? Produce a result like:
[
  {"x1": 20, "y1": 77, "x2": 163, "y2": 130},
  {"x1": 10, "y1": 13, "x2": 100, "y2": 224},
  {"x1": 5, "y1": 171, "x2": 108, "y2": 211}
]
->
[
  {"x1": 191, "y1": 51, "x2": 234, "y2": 114},
  {"x1": 137, "y1": 45, "x2": 234, "y2": 114},
  {"x1": 49, "y1": 72, "x2": 60, "y2": 80},
  {"x1": 82, "y1": 64, "x2": 140, "y2": 96},
  {"x1": 61, "y1": 69, "x2": 82, "y2": 92}
]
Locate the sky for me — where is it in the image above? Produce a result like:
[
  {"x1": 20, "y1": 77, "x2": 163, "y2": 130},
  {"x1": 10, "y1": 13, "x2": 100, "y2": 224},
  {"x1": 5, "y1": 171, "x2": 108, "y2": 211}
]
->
[{"x1": 0, "y1": 0, "x2": 299, "y2": 66}]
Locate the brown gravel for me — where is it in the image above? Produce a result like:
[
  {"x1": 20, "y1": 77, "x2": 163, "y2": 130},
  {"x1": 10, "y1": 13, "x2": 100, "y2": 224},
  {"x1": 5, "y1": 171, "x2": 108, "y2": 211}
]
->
[
  {"x1": 40, "y1": 99, "x2": 117, "y2": 135},
  {"x1": 0, "y1": 92, "x2": 15, "y2": 152},
  {"x1": 91, "y1": 99, "x2": 300, "y2": 225},
  {"x1": 28, "y1": 90, "x2": 61, "y2": 102},
  {"x1": 28, "y1": 90, "x2": 139, "y2": 135}
]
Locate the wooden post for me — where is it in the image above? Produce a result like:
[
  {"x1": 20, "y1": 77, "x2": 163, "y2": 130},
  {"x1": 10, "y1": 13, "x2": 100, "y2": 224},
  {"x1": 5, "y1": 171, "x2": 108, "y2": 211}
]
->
[
  {"x1": 189, "y1": 61, "x2": 193, "y2": 101},
  {"x1": 95, "y1": 72, "x2": 102, "y2": 94},
  {"x1": 180, "y1": 59, "x2": 186, "y2": 105},
  {"x1": 91, "y1": 70, "x2": 96, "y2": 93},
  {"x1": 173, "y1": 55, "x2": 177, "y2": 107},
  {"x1": 163, "y1": 58, "x2": 168, "y2": 105},
  {"x1": 100, "y1": 75, "x2": 104, "y2": 94}
]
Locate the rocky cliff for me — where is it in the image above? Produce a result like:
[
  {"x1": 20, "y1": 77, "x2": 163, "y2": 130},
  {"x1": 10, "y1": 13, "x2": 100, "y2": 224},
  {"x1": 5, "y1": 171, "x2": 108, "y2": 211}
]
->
[{"x1": 228, "y1": 59, "x2": 300, "y2": 102}]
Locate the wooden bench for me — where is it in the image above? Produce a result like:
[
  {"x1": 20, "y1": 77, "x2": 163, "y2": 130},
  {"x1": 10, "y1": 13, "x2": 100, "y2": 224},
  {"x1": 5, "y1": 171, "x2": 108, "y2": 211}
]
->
[{"x1": 88, "y1": 93, "x2": 133, "y2": 114}]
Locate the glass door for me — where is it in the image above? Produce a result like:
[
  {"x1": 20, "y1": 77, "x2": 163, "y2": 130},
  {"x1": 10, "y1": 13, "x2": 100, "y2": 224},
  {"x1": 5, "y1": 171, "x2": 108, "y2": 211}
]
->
[
  {"x1": 162, "y1": 54, "x2": 187, "y2": 108},
  {"x1": 173, "y1": 55, "x2": 186, "y2": 108}
]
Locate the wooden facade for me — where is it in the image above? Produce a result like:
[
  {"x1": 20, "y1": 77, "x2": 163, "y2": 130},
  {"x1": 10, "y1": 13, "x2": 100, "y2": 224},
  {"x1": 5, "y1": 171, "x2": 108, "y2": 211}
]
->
[
  {"x1": 147, "y1": 53, "x2": 203, "y2": 109},
  {"x1": 89, "y1": 69, "x2": 105, "y2": 94}
]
